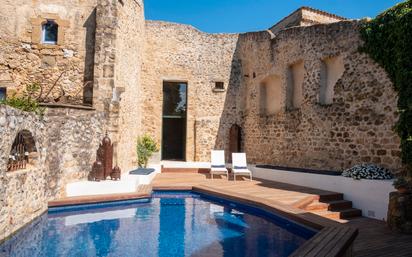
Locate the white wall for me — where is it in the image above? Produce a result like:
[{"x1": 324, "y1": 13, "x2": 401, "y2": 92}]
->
[{"x1": 251, "y1": 166, "x2": 395, "y2": 220}]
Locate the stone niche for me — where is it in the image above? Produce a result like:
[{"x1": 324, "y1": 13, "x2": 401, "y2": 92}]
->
[
  {"x1": 286, "y1": 60, "x2": 304, "y2": 109},
  {"x1": 260, "y1": 75, "x2": 282, "y2": 115},
  {"x1": 7, "y1": 130, "x2": 38, "y2": 172},
  {"x1": 319, "y1": 55, "x2": 345, "y2": 105}
]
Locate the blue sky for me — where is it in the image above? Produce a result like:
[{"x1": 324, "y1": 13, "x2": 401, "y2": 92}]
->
[{"x1": 145, "y1": 0, "x2": 403, "y2": 33}]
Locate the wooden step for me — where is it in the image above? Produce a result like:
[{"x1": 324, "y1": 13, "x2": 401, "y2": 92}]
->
[
  {"x1": 312, "y1": 210, "x2": 342, "y2": 220},
  {"x1": 339, "y1": 208, "x2": 362, "y2": 219},
  {"x1": 312, "y1": 208, "x2": 362, "y2": 220},
  {"x1": 327, "y1": 200, "x2": 353, "y2": 211},
  {"x1": 304, "y1": 201, "x2": 329, "y2": 211},
  {"x1": 304, "y1": 199, "x2": 354, "y2": 212},
  {"x1": 318, "y1": 193, "x2": 343, "y2": 202},
  {"x1": 290, "y1": 226, "x2": 358, "y2": 257}
]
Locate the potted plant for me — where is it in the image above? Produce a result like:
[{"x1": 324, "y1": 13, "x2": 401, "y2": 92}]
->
[
  {"x1": 393, "y1": 177, "x2": 410, "y2": 194},
  {"x1": 131, "y1": 134, "x2": 159, "y2": 175}
]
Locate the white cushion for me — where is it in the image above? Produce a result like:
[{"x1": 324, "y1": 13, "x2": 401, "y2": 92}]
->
[
  {"x1": 211, "y1": 150, "x2": 225, "y2": 168},
  {"x1": 232, "y1": 168, "x2": 251, "y2": 174},
  {"x1": 211, "y1": 167, "x2": 228, "y2": 172},
  {"x1": 232, "y1": 153, "x2": 248, "y2": 168}
]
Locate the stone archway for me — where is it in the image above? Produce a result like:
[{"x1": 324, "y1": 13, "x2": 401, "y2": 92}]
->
[{"x1": 228, "y1": 124, "x2": 242, "y2": 162}]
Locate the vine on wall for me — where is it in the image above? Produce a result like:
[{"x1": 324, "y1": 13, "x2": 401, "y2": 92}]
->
[{"x1": 359, "y1": 0, "x2": 412, "y2": 171}]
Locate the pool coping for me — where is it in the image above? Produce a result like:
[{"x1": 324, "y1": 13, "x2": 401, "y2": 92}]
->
[{"x1": 48, "y1": 190, "x2": 151, "y2": 208}]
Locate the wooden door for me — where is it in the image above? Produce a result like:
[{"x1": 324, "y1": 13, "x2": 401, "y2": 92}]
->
[{"x1": 229, "y1": 124, "x2": 242, "y2": 162}]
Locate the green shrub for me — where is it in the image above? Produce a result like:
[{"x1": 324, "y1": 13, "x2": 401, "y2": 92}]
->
[
  {"x1": 0, "y1": 83, "x2": 45, "y2": 115},
  {"x1": 136, "y1": 134, "x2": 159, "y2": 168},
  {"x1": 359, "y1": 0, "x2": 412, "y2": 170},
  {"x1": 393, "y1": 176, "x2": 411, "y2": 189}
]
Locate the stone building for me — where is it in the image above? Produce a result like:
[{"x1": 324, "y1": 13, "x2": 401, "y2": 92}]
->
[{"x1": 0, "y1": 0, "x2": 403, "y2": 242}]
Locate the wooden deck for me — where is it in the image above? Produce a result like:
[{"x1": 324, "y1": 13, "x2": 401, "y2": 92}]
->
[{"x1": 152, "y1": 173, "x2": 412, "y2": 257}]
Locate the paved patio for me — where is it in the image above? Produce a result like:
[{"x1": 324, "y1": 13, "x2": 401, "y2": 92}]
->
[{"x1": 152, "y1": 173, "x2": 412, "y2": 257}]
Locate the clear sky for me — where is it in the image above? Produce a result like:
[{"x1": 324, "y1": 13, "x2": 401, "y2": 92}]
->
[{"x1": 145, "y1": 0, "x2": 404, "y2": 33}]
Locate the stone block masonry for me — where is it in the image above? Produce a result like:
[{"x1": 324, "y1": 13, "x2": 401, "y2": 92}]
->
[
  {"x1": 0, "y1": 105, "x2": 106, "y2": 242},
  {"x1": 0, "y1": 106, "x2": 47, "y2": 243},
  {"x1": 92, "y1": 0, "x2": 144, "y2": 172},
  {"x1": 114, "y1": 0, "x2": 145, "y2": 172},
  {"x1": 141, "y1": 19, "x2": 403, "y2": 173},
  {"x1": 0, "y1": 0, "x2": 145, "y2": 241},
  {"x1": 0, "y1": 0, "x2": 99, "y2": 105},
  {"x1": 0, "y1": 0, "x2": 406, "y2": 244},
  {"x1": 142, "y1": 21, "x2": 241, "y2": 162},
  {"x1": 239, "y1": 21, "x2": 402, "y2": 172}
]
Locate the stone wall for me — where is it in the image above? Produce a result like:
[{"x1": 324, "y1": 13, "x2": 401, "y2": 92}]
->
[
  {"x1": 141, "y1": 19, "x2": 402, "y2": 171},
  {"x1": 43, "y1": 107, "x2": 105, "y2": 197},
  {"x1": 92, "y1": 0, "x2": 118, "y2": 113},
  {"x1": 388, "y1": 191, "x2": 412, "y2": 234},
  {"x1": 142, "y1": 21, "x2": 241, "y2": 162},
  {"x1": 92, "y1": 0, "x2": 145, "y2": 171},
  {"x1": 114, "y1": 0, "x2": 145, "y2": 172},
  {"x1": 0, "y1": 2, "x2": 406, "y2": 243},
  {"x1": 0, "y1": 106, "x2": 46, "y2": 243},
  {"x1": 0, "y1": 105, "x2": 105, "y2": 242},
  {"x1": 239, "y1": 21, "x2": 403, "y2": 172},
  {"x1": 0, "y1": 0, "x2": 98, "y2": 104},
  {"x1": 269, "y1": 7, "x2": 345, "y2": 36}
]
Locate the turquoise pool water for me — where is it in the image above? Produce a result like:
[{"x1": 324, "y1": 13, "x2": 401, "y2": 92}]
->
[{"x1": 0, "y1": 191, "x2": 315, "y2": 257}]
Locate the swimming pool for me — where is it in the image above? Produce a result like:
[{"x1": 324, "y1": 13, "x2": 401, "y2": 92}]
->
[{"x1": 0, "y1": 191, "x2": 316, "y2": 257}]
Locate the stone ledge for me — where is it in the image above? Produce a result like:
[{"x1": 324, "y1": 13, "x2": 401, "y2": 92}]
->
[
  {"x1": 212, "y1": 88, "x2": 226, "y2": 93},
  {"x1": 40, "y1": 103, "x2": 95, "y2": 111}
]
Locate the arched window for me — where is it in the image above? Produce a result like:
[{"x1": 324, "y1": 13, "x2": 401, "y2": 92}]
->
[
  {"x1": 42, "y1": 20, "x2": 58, "y2": 45},
  {"x1": 7, "y1": 130, "x2": 37, "y2": 172}
]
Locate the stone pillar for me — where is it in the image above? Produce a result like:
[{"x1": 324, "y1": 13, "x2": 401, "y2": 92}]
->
[
  {"x1": 92, "y1": 0, "x2": 121, "y2": 165},
  {"x1": 93, "y1": 0, "x2": 118, "y2": 113},
  {"x1": 92, "y1": 0, "x2": 145, "y2": 172},
  {"x1": 387, "y1": 191, "x2": 412, "y2": 234}
]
